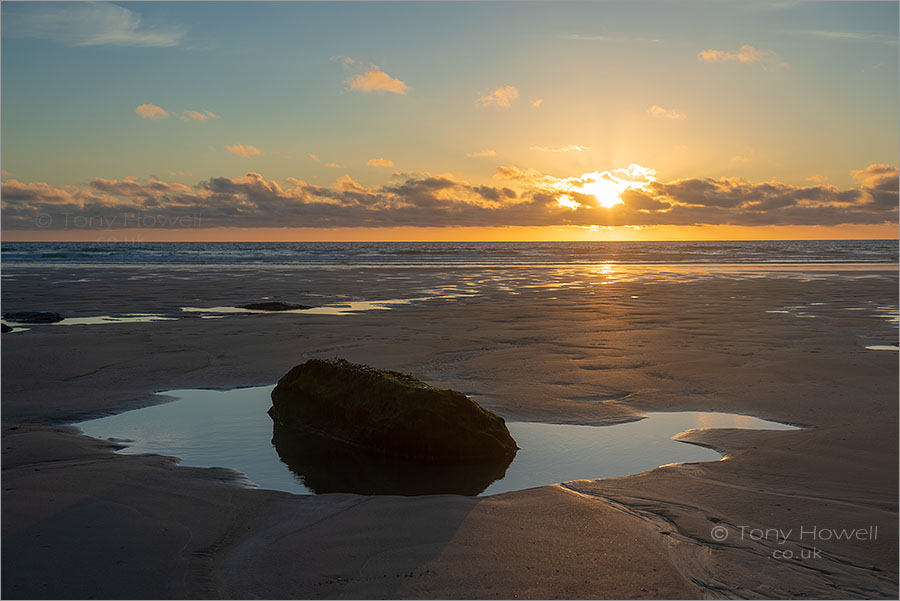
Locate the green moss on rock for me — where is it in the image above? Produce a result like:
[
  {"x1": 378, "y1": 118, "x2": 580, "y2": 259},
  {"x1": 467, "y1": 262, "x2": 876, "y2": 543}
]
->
[{"x1": 269, "y1": 358, "x2": 518, "y2": 464}]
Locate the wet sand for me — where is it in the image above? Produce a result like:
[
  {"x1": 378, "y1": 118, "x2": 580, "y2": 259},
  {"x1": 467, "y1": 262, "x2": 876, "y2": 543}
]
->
[{"x1": 2, "y1": 264, "x2": 898, "y2": 598}]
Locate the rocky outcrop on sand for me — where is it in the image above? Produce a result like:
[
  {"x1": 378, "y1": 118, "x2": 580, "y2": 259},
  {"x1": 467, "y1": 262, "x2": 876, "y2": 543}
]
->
[
  {"x1": 241, "y1": 302, "x2": 312, "y2": 311},
  {"x1": 2, "y1": 312, "x2": 64, "y2": 324},
  {"x1": 269, "y1": 358, "x2": 518, "y2": 464}
]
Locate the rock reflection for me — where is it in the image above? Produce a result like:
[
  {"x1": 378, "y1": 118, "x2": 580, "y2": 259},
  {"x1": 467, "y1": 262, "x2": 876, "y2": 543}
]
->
[{"x1": 271, "y1": 424, "x2": 513, "y2": 496}]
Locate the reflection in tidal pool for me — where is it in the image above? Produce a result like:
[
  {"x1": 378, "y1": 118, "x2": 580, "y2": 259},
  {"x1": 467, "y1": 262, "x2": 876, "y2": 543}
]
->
[{"x1": 74, "y1": 386, "x2": 798, "y2": 497}]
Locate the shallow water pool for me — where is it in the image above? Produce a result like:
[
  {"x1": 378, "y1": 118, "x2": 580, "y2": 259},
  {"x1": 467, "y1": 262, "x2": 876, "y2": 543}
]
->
[{"x1": 74, "y1": 386, "x2": 798, "y2": 496}]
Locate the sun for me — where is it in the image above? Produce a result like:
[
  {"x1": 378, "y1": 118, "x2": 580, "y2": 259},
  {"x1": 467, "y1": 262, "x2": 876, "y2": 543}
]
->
[
  {"x1": 557, "y1": 165, "x2": 657, "y2": 209},
  {"x1": 579, "y1": 176, "x2": 629, "y2": 208}
]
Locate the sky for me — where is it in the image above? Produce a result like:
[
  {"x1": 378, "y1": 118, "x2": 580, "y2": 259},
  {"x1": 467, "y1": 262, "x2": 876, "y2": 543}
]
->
[{"x1": 1, "y1": 0, "x2": 898, "y2": 241}]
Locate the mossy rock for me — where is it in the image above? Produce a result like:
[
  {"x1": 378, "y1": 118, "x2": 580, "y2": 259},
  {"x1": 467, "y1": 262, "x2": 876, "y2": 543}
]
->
[{"x1": 269, "y1": 358, "x2": 518, "y2": 464}]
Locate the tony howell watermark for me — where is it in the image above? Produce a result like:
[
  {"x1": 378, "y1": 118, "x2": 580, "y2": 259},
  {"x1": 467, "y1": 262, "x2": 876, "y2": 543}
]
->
[
  {"x1": 34, "y1": 212, "x2": 203, "y2": 229},
  {"x1": 710, "y1": 524, "x2": 879, "y2": 560}
]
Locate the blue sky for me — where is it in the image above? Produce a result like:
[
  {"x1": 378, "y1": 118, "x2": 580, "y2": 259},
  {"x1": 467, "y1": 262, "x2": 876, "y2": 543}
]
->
[{"x1": 1, "y1": 1, "x2": 897, "y2": 239}]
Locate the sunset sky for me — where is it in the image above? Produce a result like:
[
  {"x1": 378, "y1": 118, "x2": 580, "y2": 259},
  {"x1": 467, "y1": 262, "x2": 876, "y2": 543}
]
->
[{"x1": 2, "y1": 1, "x2": 898, "y2": 241}]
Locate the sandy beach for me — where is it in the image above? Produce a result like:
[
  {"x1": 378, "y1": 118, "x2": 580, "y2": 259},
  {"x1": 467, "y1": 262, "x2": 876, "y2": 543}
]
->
[
  {"x1": 2, "y1": 263, "x2": 897, "y2": 599},
  {"x1": 4, "y1": 0, "x2": 898, "y2": 596}
]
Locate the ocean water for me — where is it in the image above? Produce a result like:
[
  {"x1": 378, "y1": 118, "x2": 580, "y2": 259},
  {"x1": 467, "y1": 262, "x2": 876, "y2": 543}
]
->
[{"x1": 2, "y1": 240, "x2": 897, "y2": 267}]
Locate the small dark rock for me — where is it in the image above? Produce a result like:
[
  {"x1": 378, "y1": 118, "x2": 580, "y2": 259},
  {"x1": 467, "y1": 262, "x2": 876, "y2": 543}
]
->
[
  {"x1": 2, "y1": 312, "x2": 64, "y2": 324},
  {"x1": 269, "y1": 358, "x2": 518, "y2": 465},
  {"x1": 240, "y1": 302, "x2": 312, "y2": 311},
  {"x1": 1, "y1": 323, "x2": 12, "y2": 333}
]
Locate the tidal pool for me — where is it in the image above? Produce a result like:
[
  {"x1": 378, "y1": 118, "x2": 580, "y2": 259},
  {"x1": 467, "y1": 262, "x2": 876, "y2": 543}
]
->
[
  {"x1": 74, "y1": 386, "x2": 798, "y2": 497},
  {"x1": 1, "y1": 314, "x2": 176, "y2": 332}
]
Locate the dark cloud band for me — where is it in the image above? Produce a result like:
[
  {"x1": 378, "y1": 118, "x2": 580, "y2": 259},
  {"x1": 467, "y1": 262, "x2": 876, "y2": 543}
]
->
[{"x1": 2, "y1": 165, "x2": 896, "y2": 230}]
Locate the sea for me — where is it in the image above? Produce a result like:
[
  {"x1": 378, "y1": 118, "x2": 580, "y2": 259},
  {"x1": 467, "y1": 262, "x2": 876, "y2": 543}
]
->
[{"x1": 1, "y1": 240, "x2": 897, "y2": 267}]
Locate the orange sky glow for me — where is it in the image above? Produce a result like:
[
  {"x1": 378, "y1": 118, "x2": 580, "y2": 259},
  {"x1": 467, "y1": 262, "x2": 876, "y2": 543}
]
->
[{"x1": 5, "y1": 224, "x2": 896, "y2": 243}]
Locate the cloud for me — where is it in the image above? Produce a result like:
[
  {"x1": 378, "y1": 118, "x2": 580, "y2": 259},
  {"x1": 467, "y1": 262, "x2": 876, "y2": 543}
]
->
[
  {"x1": 531, "y1": 145, "x2": 589, "y2": 153},
  {"x1": 225, "y1": 144, "x2": 262, "y2": 157},
  {"x1": 335, "y1": 56, "x2": 408, "y2": 94},
  {"x1": 4, "y1": 2, "x2": 185, "y2": 47},
  {"x1": 852, "y1": 164, "x2": 898, "y2": 190},
  {"x1": 699, "y1": 44, "x2": 767, "y2": 63},
  {"x1": 787, "y1": 29, "x2": 899, "y2": 45},
  {"x1": 367, "y1": 158, "x2": 394, "y2": 167},
  {"x1": 698, "y1": 45, "x2": 787, "y2": 69},
  {"x1": 467, "y1": 150, "x2": 497, "y2": 158},
  {"x1": 181, "y1": 110, "x2": 218, "y2": 121},
  {"x1": 647, "y1": 105, "x2": 686, "y2": 120},
  {"x1": 494, "y1": 165, "x2": 544, "y2": 181},
  {"x1": 347, "y1": 67, "x2": 408, "y2": 94},
  {"x1": 561, "y1": 33, "x2": 662, "y2": 43},
  {"x1": 135, "y1": 104, "x2": 169, "y2": 119},
  {"x1": 325, "y1": 163, "x2": 342, "y2": 168},
  {"x1": 3, "y1": 165, "x2": 895, "y2": 230},
  {"x1": 478, "y1": 86, "x2": 519, "y2": 108},
  {"x1": 562, "y1": 34, "x2": 613, "y2": 41},
  {"x1": 308, "y1": 154, "x2": 321, "y2": 162},
  {"x1": 137, "y1": 105, "x2": 219, "y2": 121},
  {"x1": 532, "y1": 99, "x2": 544, "y2": 108},
  {"x1": 807, "y1": 175, "x2": 829, "y2": 183}
]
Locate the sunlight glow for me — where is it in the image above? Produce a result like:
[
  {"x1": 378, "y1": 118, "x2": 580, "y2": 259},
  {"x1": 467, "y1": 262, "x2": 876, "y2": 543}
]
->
[
  {"x1": 560, "y1": 164, "x2": 657, "y2": 209},
  {"x1": 556, "y1": 194, "x2": 581, "y2": 210}
]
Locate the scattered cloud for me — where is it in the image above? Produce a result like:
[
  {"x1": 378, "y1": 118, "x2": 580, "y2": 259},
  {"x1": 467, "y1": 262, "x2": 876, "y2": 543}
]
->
[
  {"x1": 332, "y1": 56, "x2": 407, "y2": 95},
  {"x1": 308, "y1": 154, "x2": 321, "y2": 162},
  {"x1": 699, "y1": 44, "x2": 766, "y2": 63},
  {"x1": 731, "y1": 149, "x2": 756, "y2": 163},
  {"x1": 562, "y1": 34, "x2": 613, "y2": 41},
  {"x1": 467, "y1": 150, "x2": 497, "y2": 158},
  {"x1": 851, "y1": 164, "x2": 898, "y2": 191},
  {"x1": 135, "y1": 103, "x2": 169, "y2": 119},
  {"x1": 367, "y1": 158, "x2": 394, "y2": 167},
  {"x1": 562, "y1": 33, "x2": 661, "y2": 43},
  {"x1": 4, "y1": 2, "x2": 185, "y2": 47},
  {"x1": 494, "y1": 165, "x2": 543, "y2": 181},
  {"x1": 325, "y1": 163, "x2": 342, "y2": 168},
  {"x1": 335, "y1": 56, "x2": 408, "y2": 94},
  {"x1": 3, "y1": 165, "x2": 895, "y2": 230},
  {"x1": 787, "y1": 29, "x2": 898, "y2": 45},
  {"x1": 531, "y1": 145, "x2": 589, "y2": 153},
  {"x1": 698, "y1": 44, "x2": 788, "y2": 69},
  {"x1": 807, "y1": 175, "x2": 829, "y2": 183},
  {"x1": 225, "y1": 144, "x2": 262, "y2": 157},
  {"x1": 181, "y1": 110, "x2": 219, "y2": 121},
  {"x1": 532, "y1": 99, "x2": 544, "y2": 108},
  {"x1": 478, "y1": 86, "x2": 519, "y2": 108},
  {"x1": 137, "y1": 104, "x2": 220, "y2": 121},
  {"x1": 348, "y1": 68, "x2": 409, "y2": 94},
  {"x1": 647, "y1": 105, "x2": 686, "y2": 120}
]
